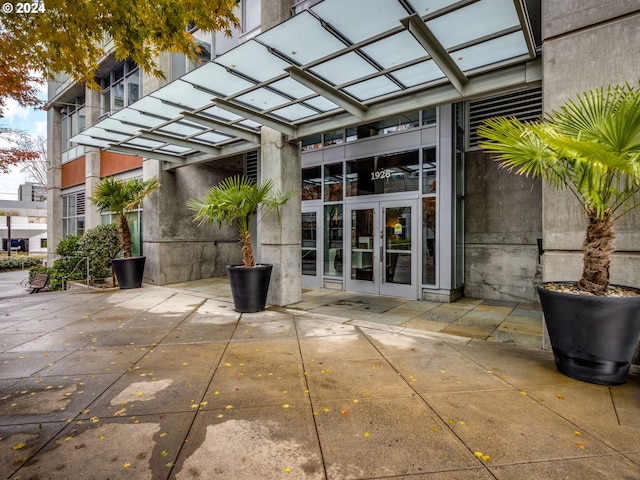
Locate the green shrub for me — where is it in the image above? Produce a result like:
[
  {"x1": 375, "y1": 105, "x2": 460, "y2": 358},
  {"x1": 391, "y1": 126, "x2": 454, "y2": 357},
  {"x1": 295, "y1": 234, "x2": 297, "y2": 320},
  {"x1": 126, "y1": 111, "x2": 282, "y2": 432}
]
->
[
  {"x1": 0, "y1": 256, "x2": 46, "y2": 271},
  {"x1": 28, "y1": 227, "x2": 123, "y2": 291},
  {"x1": 27, "y1": 235, "x2": 82, "y2": 291},
  {"x1": 78, "y1": 224, "x2": 122, "y2": 280}
]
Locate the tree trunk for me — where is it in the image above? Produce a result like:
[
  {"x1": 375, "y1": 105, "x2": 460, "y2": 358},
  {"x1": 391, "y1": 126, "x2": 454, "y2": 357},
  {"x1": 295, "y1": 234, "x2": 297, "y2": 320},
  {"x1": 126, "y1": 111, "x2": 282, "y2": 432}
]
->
[
  {"x1": 578, "y1": 210, "x2": 615, "y2": 295},
  {"x1": 241, "y1": 231, "x2": 255, "y2": 267},
  {"x1": 120, "y1": 214, "x2": 132, "y2": 258}
]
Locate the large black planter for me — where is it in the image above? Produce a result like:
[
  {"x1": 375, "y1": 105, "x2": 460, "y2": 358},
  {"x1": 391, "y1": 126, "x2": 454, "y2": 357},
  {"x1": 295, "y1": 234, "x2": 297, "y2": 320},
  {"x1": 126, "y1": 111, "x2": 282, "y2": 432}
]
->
[
  {"x1": 112, "y1": 257, "x2": 146, "y2": 289},
  {"x1": 537, "y1": 282, "x2": 640, "y2": 385},
  {"x1": 227, "y1": 264, "x2": 273, "y2": 313}
]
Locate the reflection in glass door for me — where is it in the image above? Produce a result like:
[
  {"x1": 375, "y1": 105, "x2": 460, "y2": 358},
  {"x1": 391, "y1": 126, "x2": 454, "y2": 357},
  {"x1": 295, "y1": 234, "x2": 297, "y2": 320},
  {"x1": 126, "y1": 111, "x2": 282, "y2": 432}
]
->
[
  {"x1": 346, "y1": 200, "x2": 417, "y2": 298},
  {"x1": 301, "y1": 209, "x2": 322, "y2": 286}
]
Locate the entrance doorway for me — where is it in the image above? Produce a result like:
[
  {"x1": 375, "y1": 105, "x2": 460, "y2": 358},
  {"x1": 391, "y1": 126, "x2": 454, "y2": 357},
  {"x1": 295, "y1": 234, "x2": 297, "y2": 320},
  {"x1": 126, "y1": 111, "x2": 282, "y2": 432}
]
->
[{"x1": 346, "y1": 200, "x2": 418, "y2": 298}]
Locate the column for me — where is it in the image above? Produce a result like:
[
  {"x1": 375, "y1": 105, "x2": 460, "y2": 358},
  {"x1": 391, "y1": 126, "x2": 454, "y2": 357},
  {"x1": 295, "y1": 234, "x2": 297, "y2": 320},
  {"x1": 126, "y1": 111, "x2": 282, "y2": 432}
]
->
[
  {"x1": 84, "y1": 87, "x2": 102, "y2": 229},
  {"x1": 46, "y1": 107, "x2": 62, "y2": 265},
  {"x1": 260, "y1": 127, "x2": 302, "y2": 306}
]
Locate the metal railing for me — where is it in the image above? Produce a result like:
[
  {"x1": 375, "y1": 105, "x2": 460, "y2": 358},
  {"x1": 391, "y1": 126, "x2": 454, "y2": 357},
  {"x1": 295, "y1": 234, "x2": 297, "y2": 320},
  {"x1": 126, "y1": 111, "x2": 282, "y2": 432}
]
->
[{"x1": 62, "y1": 257, "x2": 90, "y2": 291}]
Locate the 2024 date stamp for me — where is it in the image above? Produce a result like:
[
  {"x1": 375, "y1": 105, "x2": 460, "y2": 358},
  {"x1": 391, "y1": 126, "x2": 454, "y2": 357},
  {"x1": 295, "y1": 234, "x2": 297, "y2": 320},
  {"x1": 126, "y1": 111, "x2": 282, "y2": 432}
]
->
[{"x1": 2, "y1": 2, "x2": 45, "y2": 13}]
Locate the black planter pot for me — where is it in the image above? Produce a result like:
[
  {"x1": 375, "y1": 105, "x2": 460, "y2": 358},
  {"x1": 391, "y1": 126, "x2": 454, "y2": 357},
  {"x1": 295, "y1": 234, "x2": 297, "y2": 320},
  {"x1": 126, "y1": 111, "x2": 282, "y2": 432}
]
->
[
  {"x1": 537, "y1": 282, "x2": 640, "y2": 386},
  {"x1": 227, "y1": 264, "x2": 273, "y2": 313},
  {"x1": 112, "y1": 257, "x2": 146, "y2": 289}
]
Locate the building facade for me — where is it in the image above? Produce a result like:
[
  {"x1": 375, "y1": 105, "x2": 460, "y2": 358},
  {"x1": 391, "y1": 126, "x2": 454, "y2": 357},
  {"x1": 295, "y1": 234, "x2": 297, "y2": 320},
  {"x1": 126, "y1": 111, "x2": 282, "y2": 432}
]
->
[{"x1": 47, "y1": 0, "x2": 639, "y2": 309}]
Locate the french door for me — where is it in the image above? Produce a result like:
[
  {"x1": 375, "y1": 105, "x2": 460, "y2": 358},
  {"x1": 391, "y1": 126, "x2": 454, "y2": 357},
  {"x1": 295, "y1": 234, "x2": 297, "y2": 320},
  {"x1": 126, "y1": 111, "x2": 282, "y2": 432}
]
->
[{"x1": 346, "y1": 199, "x2": 418, "y2": 298}]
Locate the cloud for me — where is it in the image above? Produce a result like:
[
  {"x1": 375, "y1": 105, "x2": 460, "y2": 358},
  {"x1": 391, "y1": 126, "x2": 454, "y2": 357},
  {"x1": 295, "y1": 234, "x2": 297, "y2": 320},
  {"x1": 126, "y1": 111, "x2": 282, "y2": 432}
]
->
[{"x1": 1, "y1": 98, "x2": 32, "y2": 125}]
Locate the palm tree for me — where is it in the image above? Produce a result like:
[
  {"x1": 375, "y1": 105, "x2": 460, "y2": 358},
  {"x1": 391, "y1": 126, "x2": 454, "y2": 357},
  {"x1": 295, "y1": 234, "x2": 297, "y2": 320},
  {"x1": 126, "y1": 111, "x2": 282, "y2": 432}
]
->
[
  {"x1": 478, "y1": 82, "x2": 640, "y2": 295},
  {"x1": 90, "y1": 176, "x2": 160, "y2": 258},
  {"x1": 187, "y1": 175, "x2": 297, "y2": 267}
]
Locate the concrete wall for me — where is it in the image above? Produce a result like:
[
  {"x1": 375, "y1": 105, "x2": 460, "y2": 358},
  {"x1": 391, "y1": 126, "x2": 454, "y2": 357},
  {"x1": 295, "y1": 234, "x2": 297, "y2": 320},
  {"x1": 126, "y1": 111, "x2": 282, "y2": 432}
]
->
[
  {"x1": 142, "y1": 158, "x2": 244, "y2": 285},
  {"x1": 464, "y1": 150, "x2": 542, "y2": 303},
  {"x1": 541, "y1": 2, "x2": 640, "y2": 286}
]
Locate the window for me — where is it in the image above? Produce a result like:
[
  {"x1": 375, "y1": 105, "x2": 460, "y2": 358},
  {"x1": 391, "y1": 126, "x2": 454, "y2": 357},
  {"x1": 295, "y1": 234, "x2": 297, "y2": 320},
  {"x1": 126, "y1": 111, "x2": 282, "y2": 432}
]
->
[
  {"x1": 324, "y1": 163, "x2": 343, "y2": 202},
  {"x1": 346, "y1": 112, "x2": 419, "y2": 141},
  {"x1": 100, "y1": 210, "x2": 143, "y2": 257},
  {"x1": 324, "y1": 205, "x2": 343, "y2": 276},
  {"x1": 301, "y1": 134, "x2": 322, "y2": 151},
  {"x1": 101, "y1": 59, "x2": 141, "y2": 116},
  {"x1": 243, "y1": 0, "x2": 261, "y2": 36},
  {"x1": 422, "y1": 197, "x2": 436, "y2": 285},
  {"x1": 189, "y1": 23, "x2": 214, "y2": 68},
  {"x1": 422, "y1": 147, "x2": 437, "y2": 194},
  {"x1": 40, "y1": 239, "x2": 47, "y2": 249},
  {"x1": 61, "y1": 192, "x2": 85, "y2": 238},
  {"x1": 302, "y1": 166, "x2": 322, "y2": 200},
  {"x1": 61, "y1": 96, "x2": 85, "y2": 152},
  {"x1": 346, "y1": 150, "x2": 420, "y2": 196},
  {"x1": 422, "y1": 108, "x2": 437, "y2": 125}
]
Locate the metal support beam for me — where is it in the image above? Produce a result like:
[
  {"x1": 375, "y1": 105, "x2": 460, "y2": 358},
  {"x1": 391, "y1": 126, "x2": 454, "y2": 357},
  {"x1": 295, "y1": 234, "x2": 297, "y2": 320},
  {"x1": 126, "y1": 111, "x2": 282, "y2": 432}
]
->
[
  {"x1": 181, "y1": 112, "x2": 261, "y2": 144},
  {"x1": 139, "y1": 130, "x2": 221, "y2": 155},
  {"x1": 285, "y1": 66, "x2": 368, "y2": 120},
  {"x1": 109, "y1": 145, "x2": 186, "y2": 164},
  {"x1": 401, "y1": 14, "x2": 468, "y2": 94},
  {"x1": 213, "y1": 98, "x2": 298, "y2": 137},
  {"x1": 165, "y1": 141, "x2": 261, "y2": 170}
]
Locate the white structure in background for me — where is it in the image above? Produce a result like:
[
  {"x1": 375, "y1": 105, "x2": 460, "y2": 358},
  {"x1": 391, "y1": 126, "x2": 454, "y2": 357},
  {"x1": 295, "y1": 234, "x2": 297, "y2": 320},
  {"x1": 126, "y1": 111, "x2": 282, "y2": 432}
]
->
[{"x1": 0, "y1": 183, "x2": 47, "y2": 255}]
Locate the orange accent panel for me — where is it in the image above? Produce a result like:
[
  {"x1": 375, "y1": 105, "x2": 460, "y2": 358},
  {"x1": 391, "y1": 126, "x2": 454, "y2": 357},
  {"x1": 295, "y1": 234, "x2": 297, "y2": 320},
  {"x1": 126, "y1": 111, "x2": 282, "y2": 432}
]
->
[
  {"x1": 61, "y1": 156, "x2": 86, "y2": 188},
  {"x1": 100, "y1": 151, "x2": 143, "y2": 177}
]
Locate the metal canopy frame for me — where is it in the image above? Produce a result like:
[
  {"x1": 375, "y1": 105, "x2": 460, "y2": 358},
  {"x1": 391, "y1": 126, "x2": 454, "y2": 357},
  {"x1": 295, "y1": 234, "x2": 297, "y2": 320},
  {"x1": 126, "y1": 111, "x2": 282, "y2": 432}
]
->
[{"x1": 71, "y1": 0, "x2": 538, "y2": 170}]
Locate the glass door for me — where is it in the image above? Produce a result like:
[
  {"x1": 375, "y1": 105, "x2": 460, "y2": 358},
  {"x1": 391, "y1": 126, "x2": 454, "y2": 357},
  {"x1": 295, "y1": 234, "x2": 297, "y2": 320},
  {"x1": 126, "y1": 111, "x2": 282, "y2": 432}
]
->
[
  {"x1": 301, "y1": 207, "x2": 322, "y2": 286},
  {"x1": 346, "y1": 200, "x2": 417, "y2": 298}
]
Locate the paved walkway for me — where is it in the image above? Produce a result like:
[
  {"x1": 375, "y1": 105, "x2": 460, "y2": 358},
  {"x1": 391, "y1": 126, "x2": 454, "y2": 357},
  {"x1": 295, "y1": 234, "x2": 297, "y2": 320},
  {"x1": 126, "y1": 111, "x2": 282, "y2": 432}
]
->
[
  {"x1": 170, "y1": 278, "x2": 545, "y2": 349},
  {"x1": 0, "y1": 277, "x2": 638, "y2": 479}
]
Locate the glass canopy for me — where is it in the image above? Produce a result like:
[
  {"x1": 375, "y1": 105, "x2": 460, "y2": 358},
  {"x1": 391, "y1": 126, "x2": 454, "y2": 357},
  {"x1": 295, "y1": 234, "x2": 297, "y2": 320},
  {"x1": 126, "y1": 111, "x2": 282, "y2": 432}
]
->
[{"x1": 71, "y1": 0, "x2": 537, "y2": 168}]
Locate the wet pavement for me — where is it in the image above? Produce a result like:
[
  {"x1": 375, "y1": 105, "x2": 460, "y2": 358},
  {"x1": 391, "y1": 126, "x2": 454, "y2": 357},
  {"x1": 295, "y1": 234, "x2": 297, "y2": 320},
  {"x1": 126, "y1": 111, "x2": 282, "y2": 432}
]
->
[{"x1": 0, "y1": 275, "x2": 639, "y2": 479}]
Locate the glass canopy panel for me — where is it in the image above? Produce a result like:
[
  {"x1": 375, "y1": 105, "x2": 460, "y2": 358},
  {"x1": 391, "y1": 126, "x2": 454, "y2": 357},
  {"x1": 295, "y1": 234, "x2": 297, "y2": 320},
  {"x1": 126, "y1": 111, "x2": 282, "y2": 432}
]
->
[
  {"x1": 110, "y1": 109, "x2": 165, "y2": 128},
  {"x1": 405, "y1": 0, "x2": 461, "y2": 17},
  {"x1": 426, "y1": 0, "x2": 521, "y2": 50},
  {"x1": 269, "y1": 77, "x2": 316, "y2": 100},
  {"x1": 271, "y1": 103, "x2": 318, "y2": 122},
  {"x1": 156, "y1": 122, "x2": 205, "y2": 137},
  {"x1": 310, "y1": 52, "x2": 379, "y2": 86},
  {"x1": 343, "y1": 76, "x2": 401, "y2": 101},
  {"x1": 303, "y1": 96, "x2": 339, "y2": 112},
  {"x1": 311, "y1": 0, "x2": 409, "y2": 44},
  {"x1": 201, "y1": 106, "x2": 244, "y2": 123},
  {"x1": 156, "y1": 145, "x2": 191, "y2": 154},
  {"x1": 258, "y1": 11, "x2": 346, "y2": 64},
  {"x1": 361, "y1": 32, "x2": 429, "y2": 69},
  {"x1": 124, "y1": 138, "x2": 165, "y2": 149},
  {"x1": 150, "y1": 80, "x2": 215, "y2": 110},
  {"x1": 235, "y1": 88, "x2": 292, "y2": 111},
  {"x1": 454, "y1": 32, "x2": 529, "y2": 71},
  {"x1": 96, "y1": 119, "x2": 140, "y2": 136},
  {"x1": 88, "y1": 128, "x2": 130, "y2": 142},
  {"x1": 215, "y1": 40, "x2": 292, "y2": 82},
  {"x1": 391, "y1": 60, "x2": 445, "y2": 88},
  {"x1": 70, "y1": 134, "x2": 111, "y2": 148},
  {"x1": 129, "y1": 96, "x2": 184, "y2": 120},
  {"x1": 238, "y1": 119, "x2": 262, "y2": 129},
  {"x1": 182, "y1": 62, "x2": 255, "y2": 97},
  {"x1": 193, "y1": 131, "x2": 233, "y2": 144}
]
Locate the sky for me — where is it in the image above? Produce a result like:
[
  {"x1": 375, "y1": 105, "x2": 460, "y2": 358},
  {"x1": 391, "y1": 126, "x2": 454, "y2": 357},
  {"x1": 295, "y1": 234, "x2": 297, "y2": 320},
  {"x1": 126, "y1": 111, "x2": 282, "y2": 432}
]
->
[{"x1": 0, "y1": 87, "x2": 48, "y2": 201}]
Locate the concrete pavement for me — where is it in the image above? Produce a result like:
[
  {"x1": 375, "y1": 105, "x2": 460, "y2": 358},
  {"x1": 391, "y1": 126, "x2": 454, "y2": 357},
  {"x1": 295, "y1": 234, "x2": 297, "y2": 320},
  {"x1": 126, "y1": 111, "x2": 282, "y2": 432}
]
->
[{"x1": 0, "y1": 278, "x2": 639, "y2": 479}]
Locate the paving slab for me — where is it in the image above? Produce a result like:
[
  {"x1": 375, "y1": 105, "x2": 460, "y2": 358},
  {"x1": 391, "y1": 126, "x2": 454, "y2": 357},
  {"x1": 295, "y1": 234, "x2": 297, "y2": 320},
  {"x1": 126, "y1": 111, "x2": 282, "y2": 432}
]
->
[
  {"x1": 0, "y1": 277, "x2": 638, "y2": 479},
  {"x1": 425, "y1": 389, "x2": 616, "y2": 466},
  {"x1": 11, "y1": 412, "x2": 196, "y2": 480},
  {"x1": 174, "y1": 406, "x2": 324, "y2": 480},
  {"x1": 314, "y1": 396, "x2": 481, "y2": 478}
]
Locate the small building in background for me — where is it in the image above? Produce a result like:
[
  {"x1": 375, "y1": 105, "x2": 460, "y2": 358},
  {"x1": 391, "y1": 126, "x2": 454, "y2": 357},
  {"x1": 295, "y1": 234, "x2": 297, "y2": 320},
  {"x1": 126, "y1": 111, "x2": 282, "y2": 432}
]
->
[{"x1": 0, "y1": 183, "x2": 47, "y2": 255}]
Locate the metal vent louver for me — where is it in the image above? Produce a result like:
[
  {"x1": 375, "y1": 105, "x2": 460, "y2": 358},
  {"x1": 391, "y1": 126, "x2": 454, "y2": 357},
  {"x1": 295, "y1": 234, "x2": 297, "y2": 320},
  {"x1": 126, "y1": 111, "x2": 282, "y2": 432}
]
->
[
  {"x1": 468, "y1": 87, "x2": 542, "y2": 149},
  {"x1": 245, "y1": 150, "x2": 258, "y2": 182}
]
